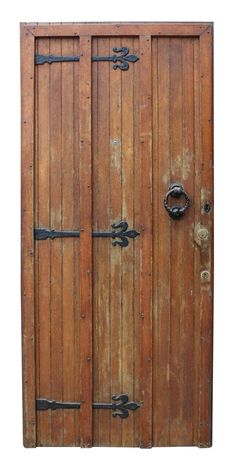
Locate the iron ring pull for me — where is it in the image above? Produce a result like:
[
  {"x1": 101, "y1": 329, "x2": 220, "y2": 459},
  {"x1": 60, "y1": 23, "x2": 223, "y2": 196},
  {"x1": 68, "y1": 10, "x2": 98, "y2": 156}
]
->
[{"x1": 164, "y1": 183, "x2": 190, "y2": 219}]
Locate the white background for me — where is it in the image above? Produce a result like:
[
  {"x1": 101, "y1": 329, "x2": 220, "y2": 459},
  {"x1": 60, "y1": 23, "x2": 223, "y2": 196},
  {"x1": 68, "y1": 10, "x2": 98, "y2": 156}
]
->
[{"x1": 0, "y1": 0, "x2": 235, "y2": 460}]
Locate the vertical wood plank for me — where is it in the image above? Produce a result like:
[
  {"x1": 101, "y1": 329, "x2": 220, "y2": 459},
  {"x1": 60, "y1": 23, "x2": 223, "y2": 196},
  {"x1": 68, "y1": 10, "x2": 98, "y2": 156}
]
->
[
  {"x1": 95, "y1": 37, "x2": 111, "y2": 447},
  {"x1": 34, "y1": 38, "x2": 39, "y2": 446},
  {"x1": 152, "y1": 37, "x2": 171, "y2": 446},
  {"x1": 121, "y1": 36, "x2": 135, "y2": 447},
  {"x1": 49, "y1": 37, "x2": 63, "y2": 446},
  {"x1": 36, "y1": 37, "x2": 51, "y2": 447},
  {"x1": 109, "y1": 36, "x2": 122, "y2": 448},
  {"x1": 169, "y1": 38, "x2": 184, "y2": 446},
  {"x1": 193, "y1": 37, "x2": 201, "y2": 445},
  {"x1": 198, "y1": 26, "x2": 213, "y2": 448},
  {"x1": 139, "y1": 35, "x2": 152, "y2": 449},
  {"x1": 91, "y1": 36, "x2": 99, "y2": 447},
  {"x1": 133, "y1": 36, "x2": 141, "y2": 448},
  {"x1": 181, "y1": 37, "x2": 195, "y2": 445},
  {"x1": 73, "y1": 37, "x2": 81, "y2": 447},
  {"x1": 79, "y1": 35, "x2": 93, "y2": 448},
  {"x1": 21, "y1": 25, "x2": 36, "y2": 448},
  {"x1": 61, "y1": 38, "x2": 75, "y2": 446}
]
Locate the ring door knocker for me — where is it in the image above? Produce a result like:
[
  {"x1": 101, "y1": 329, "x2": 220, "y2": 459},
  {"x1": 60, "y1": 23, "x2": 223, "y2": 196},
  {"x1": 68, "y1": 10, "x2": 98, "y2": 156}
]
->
[{"x1": 164, "y1": 183, "x2": 190, "y2": 219}]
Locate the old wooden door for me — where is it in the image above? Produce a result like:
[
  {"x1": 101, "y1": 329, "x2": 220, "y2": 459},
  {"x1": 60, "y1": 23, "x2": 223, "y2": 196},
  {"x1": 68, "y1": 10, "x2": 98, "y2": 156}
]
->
[{"x1": 21, "y1": 22, "x2": 213, "y2": 448}]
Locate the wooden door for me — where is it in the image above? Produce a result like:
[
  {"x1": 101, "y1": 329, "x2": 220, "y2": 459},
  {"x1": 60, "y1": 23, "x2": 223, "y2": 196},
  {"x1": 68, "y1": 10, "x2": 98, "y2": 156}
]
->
[{"x1": 21, "y1": 22, "x2": 213, "y2": 448}]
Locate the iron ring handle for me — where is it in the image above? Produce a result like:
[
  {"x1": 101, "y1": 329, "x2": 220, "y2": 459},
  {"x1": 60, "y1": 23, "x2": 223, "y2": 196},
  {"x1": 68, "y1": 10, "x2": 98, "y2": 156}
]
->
[{"x1": 164, "y1": 183, "x2": 190, "y2": 219}]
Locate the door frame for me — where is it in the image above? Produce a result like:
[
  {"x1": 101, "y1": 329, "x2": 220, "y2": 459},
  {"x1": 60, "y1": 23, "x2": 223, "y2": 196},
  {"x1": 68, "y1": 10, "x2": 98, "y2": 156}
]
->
[{"x1": 21, "y1": 22, "x2": 213, "y2": 448}]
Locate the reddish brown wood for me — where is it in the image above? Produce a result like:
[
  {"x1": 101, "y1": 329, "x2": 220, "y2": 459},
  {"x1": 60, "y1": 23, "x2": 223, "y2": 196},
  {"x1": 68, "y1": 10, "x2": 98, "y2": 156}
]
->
[
  {"x1": 108, "y1": 36, "x2": 122, "y2": 448},
  {"x1": 152, "y1": 37, "x2": 171, "y2": 447},
  {"x1": 61, "y1": 37, "x2": 75, "y2": 446},
  {"x1": 35, "y1": 36, "x2": 51, "y2": 447},
  {"x1": 26, "y1": 22, "x2": 211, "y2": 37},
  {"x1": 49, "y1": 37, "x2": 64, "y2": 447},
  {"x1": 133, "y1": 36, "x2": 141, "y2": 447},
  {"x1": 120, "y1": 36, "x2": 135, "y2": 447},
  {"x1": 73, "y1": 37, "x2": 81, "y2": 447},
  {"x1": 181, "y1": 37, "x2": 195, "y2": 445},
  {"x1": 95, "y1": 37, "x2": 110, "y2": 447},
  {"x1": 198, "y1": 26, "x2": 214, "y2": 448},
  {"x1": 91, "y1": 37, "x2": 99, "y2": 447},
  {"x1": 21, "y1": 25, "x2": 36, "y2": 448},
  {"x1": 193, "y1": 37, "x2": 201, "y2": 445},
  {"x1": 168, "y1": 37, "x2": 183, "y2": 446},
  {"x1": 139, "y1": 35, "x2": 153, "y2": 449},
  {"x1": 21, "y1": 23, "x2": 213, "y2": 449},
  {"x1": 78, "y1": 36, "x2": 93, "y2": 448}
]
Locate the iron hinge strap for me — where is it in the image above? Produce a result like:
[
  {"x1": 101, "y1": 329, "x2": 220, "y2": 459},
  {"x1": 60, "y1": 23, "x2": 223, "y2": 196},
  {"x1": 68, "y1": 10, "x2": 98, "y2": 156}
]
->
[
  {"x1": 34, "y1": 220, "x2": 140, "y2": 248},
  {"x1": 35, "y1": 47, "x2": 139, "y2": 71},
  {"x1": 36, "y1": 394, "x2": 141, "y2": 419}
]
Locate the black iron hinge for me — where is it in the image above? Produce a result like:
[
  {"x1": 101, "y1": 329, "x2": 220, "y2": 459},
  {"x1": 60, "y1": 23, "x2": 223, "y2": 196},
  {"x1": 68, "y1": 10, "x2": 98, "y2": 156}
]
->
[
  {"x1": 35, "y1": 47, "x2": 139, "y2": 71},
  {"x1": 36, "y1": 394, "x2": 141, "y2": 419},
  {"x1": 34, "y1": 220, "x2": 140, "y2": 248}
]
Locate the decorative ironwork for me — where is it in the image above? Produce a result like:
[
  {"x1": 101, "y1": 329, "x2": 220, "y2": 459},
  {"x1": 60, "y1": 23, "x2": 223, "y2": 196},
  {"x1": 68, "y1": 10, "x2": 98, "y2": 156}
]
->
[
  {"x1": 36, "y1": 399, "x2": 81, "y2": 411},
  {"x1": 35, "y1": 47, "x2": 139, "y2": 70},
  {"x1": 164, "y1": 183, "x2": 190, "y2": 220},
  {"x1": 34, "y1": 229, "x2": 80, "y2": 240},
  {"x1": 94, "y1": 47, "x2": 139, "y2": 70},
  {"x1": 93, "y1": 221, "x2": 140, "y2": 247},
  {"x1": 35, "y1": 54, "x2": 81, "y2": 65},
  {"x1": 93, "y1": 394, "x2": 141, "y2": 419},
  {"x1": 36, "y1": 394, "x2": 141, "y2": 419},
  {"x1": 34, "y1": 221, "x2": 140, "y2": 247}
]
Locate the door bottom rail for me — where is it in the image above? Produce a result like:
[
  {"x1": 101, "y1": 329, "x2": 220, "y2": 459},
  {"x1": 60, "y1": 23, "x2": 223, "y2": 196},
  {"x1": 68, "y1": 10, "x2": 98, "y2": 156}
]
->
[
  {"x1": 36, "y1": 393, "x2": 141, "y2": 419},
  {"x1": 34, "y1": 220, "x2": 140, "y2": 248}
]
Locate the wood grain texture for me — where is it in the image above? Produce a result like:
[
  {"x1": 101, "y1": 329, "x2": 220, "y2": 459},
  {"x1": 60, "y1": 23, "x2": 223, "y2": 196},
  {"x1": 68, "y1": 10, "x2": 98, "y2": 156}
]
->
[
  {"x1": 73, "y1": 37, "x2": 81, "y2": 446},
  {"x1": 91, "y1": 37, "x2": 99, "y2": 446},
  {"x1": 34, "y1": 37, "x2": 82, "y2": 447},
  {"x1": 108, "y1": 36, "x2": 122, "y2": 448},
  {"x1": 61, "y1": 37, "x2": 75, "y2": 446},
  {"x1": 78, "y1": 36, "x2": 93, "y2": 448},
  {"x1": 169, "y1": 37, "x2": 184, "y2": 446},
  {"x1": 193, "y1": 37, "x2": 202, "y2": 446},
  {"x1": 198, "y1": 26, "x2": 214, "y2": 448},
  {"x1": 49, "y1": 37, "x2": 63, "y2": 447},
  {"x1": 133, "y1": 36, "x2": 141, "y2": 447},
  {"x1": 152, "y1": 37, "x2": 171, "y2": 447},
  {"x1": 21, "y1": 23, "x2": 213, "y2": 449},
  {"x1": 121, "y1": 36, "x2": 135, "y2": 447},
  {"x1": 91, "y1": 36, "x2": 140, "y2": 447},
  {"x1": 21, "y1": 25, "x2": 36, "y2": 448},
  {"x1": 151, "y1": 35, "x2": 212, "y2": 447},
  {"x1": 181, "y1": 37, "x2": 195, "y2": 445},
  {"x1": 139, "y1": 35, "x2": 153, "y2": 449},
  {"x1": 25, "y1": 22, "x2": 212, "y2": 37},
  {"x1": 35, "y1": 36, "x2": 51, "y2": 447}
]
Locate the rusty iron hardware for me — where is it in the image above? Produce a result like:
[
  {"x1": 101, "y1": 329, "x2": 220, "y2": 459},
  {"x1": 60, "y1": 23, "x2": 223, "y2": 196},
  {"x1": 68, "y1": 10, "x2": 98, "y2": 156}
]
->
[
  {"x1": 36, "y1": 394, "x2": 141, "y2": 419},
  {"x1": 204, "y1": 201, "x2": 212, "y2": 213},
  {"x1": 35, "y1": 47, "x2": 139, "y2": 70},
  {"x1": 164, "y1": 183, "x2": 190, "y2": 219},
  {"x1": 34, "y1": 220, "x2": 140, "y2": 248}
]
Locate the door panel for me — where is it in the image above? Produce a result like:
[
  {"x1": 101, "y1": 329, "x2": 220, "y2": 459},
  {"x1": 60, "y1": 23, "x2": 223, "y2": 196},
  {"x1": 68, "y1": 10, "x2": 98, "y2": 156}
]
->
[
  {"x1": 152, "y1": 37, "x2": 196, "y2": 446},
  {"x1": 35, "y1": 37, "x2": 82, "y2": 446},
  {"x1": 21, "y1": 23, "x2": 213, "y2": 448}
]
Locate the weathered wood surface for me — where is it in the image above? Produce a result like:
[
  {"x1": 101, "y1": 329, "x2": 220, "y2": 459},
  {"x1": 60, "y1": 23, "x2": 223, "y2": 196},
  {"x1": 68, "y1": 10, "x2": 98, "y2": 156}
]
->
[
  {"x1": 21, "y1": 24, "x2": 36, "y2": 448},
  {"x1": 21, "y1": 23, "x2": 213, "y2": 448},
  {"x1": 25, "y1": 22, "x2": 212, "y2": 37}
]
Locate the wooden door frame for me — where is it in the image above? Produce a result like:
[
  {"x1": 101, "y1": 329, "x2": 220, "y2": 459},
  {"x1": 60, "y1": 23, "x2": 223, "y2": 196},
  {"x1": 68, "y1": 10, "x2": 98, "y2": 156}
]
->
[{"x1": 21, "y1": 22, "x2": 213, "y2": 448}]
